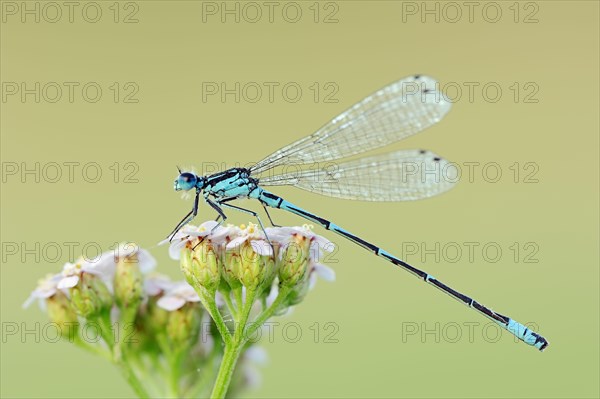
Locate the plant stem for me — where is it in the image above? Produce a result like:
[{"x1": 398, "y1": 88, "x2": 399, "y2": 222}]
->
[
  {"x1": 233, "y1": 287, "x2": 243, "y2": 311},
  {"x1": 119, "y1": 357, "x2": 150, "y2": 399},
  {"x1": 168, "y1": 349, "x2": 182, "y2": 398},
  {"x1": 243, "y1": 285, "x2": 292, "y2": 344},
  {"x1": 195, "y1": 286, "x2": 232, "y2": 345},
  {"x1": 105, "y1": 307, "x2": 150, "y2": 399},
  {"x1": 73, "y1": 335, "x2": 112, "y2": 361},
  {"x1": 210, "y1": 288, "x2": 257, "y2": 399},
  {"x1": 95, "y1": 310, "x2": 116, "y2": 350},
  {"x1": 210, "y1": 343, "x2": 243, "y2": 399}
]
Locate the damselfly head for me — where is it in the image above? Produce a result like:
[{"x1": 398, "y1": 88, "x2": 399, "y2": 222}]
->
[{"x1": 174, "y1": 172, "x2": 198, "y2": 191}]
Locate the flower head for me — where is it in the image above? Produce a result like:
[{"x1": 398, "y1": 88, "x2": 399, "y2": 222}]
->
[
  {"x1": 157, "y1": 281, "x2": 203, "y2": 346},
  {"x1": 226, "y1": 223, "x2": 273, "y2": 257},
  {"x1": 109, "y1": 242, "x2": 156, "y2": 309},
  {"x1": 144, "y1": 273, "x2": 175, "y2": 297},
  {"x1": 157, "y1": 281, "x2": 201, "y2": 311},
  {"x1": 23, "y1": 273, "x2": 63, "y2": 309},
  {"x1": 162, "y1": 220, "x2": 230, "y2": 260},
  {"x1": 56, "y1": 257, "x2": 114, "y2": 291},
  {"x1": 223, "y1": 223, "x2": 277, "y2": 290},
  {"x1": 274, "y1": 224, "x2": 334, "y2": 288}
]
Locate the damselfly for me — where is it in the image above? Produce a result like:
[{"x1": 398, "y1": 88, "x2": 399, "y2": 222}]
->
[{"x1": 168, "y1": 75, "x2": 548, "y2": 351}]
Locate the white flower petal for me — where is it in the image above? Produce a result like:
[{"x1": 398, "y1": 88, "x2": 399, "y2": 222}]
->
[
  {"x1": 198, "y1": 220, "x2": 220, "y2": 232},
  {"x1": 144, "y1": 275, "x2": 173, "y2": 296},
  {"x1": 38, "y1": 287, "x2": 57, "y2": 299},
  {"x1": 116, "y1": 242, "x2": 138, "y2": 258},
  {"x1": 157, "y1": 295, "x2": 186, "y2": 311},
  {"x1": 252, "y1": 240, "x2": 273, "y2": 257},
  {"x1": 211, "y1": 225, "x2": 242, "y2": 243},
  {"x1": 137, "y1": 249, "x2": 157, "y2": 274},
  {"x1": 226, "y1": 236, "x2": 247, "y2": 250},
  {"x1": 158, "y1": 230, "x2": 186, "y2": 246},
  {"x1": 182, "y1": 223, "x2": 213, "y2": 238},
  {"x1": 314, "y1": 263, "x2": 336, "y2": 282},
  {"x1": 83, "y1": 253, "x2": 116, "y2": 278},
  {"x1": 57, "y1": 275, "x2": 80, "y2": 289},
  {"x1": 168, "y1": 239, "x2": 187, "y2": 260},
  {"x1": 22, "y1": 293, "x2": 37, "y2": 309},
  {"x1": 308, "y1": 271, "x2": 318, "y2": 290},
  {"x1": 186, "y1": 294, "x2": 201, "y2": 303},
  {"x1": 157, "y1": 237, "x2": 170, "y2": 246},
  {"x1": 313, "y1": 235, "x2": 334, "y2": 252},
  {"x1": 182, "y1": 288, "x2": 201, "y2": 302}
]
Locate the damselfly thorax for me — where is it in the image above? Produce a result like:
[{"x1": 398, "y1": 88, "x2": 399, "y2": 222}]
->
[{"x1": 203, "y1": 168, "x2": 261, "y2": 199}]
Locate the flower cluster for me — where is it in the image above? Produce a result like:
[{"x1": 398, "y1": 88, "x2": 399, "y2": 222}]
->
[
  {"x1": 163, "y1": 222, "x2": 335, "y2": 397},
  {"x1": 167, "y1": 221, "x2": 335, "y2": 312},
  {"x1": 25, "y1": 223, "x2": 335, "y2": 398}
]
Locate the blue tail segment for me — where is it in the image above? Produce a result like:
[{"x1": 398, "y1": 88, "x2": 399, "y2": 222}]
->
[{"x1": 258, "y1": 189, "x2": 549, "y2": 351}]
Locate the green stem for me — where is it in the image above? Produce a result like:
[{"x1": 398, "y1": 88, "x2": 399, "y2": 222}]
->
[
  {"x1": 235, "y1": 288, "x2": 257, "y2": 340},
  {"x1": 210, "y1": 288, "x2": 257, "y2": 399},
  {"x1": 119, "y1": 357, "x2": 150, "y2": 399},
  {"x1": 94, "y1": 311, "x2": 116, "y2": 351},
  {"x1": 194, "y1": 286, "x2": 232, "y2": 346},
  {"x1": 168, "y1": 349, "x2": 182, "y2": 398},
  {"x1": 210, "y1": 343, "x2": 243, "y2": 399},
  {"x1": 109, "y1": 307, "x2": 150, "y2": 399},
  {"x1": 73, "y1": 335, "x2": 112, "y2": 361},
  {"x1": 243, "y1": 285, "x2": 292, "y2": 344}
]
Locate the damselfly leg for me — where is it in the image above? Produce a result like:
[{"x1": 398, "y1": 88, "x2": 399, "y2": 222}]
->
[
  {"x1": 261, "y1": 203, "x2": 281, "y2": 227},
  {"x1": 167, "y1": 190, "x2": 200, "y2": 241},
  {"x1": 219, "y1": 200, "x2": 274, "y2": 247}
]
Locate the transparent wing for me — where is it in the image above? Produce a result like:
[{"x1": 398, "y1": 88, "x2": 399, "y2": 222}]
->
[
  {"x1": 251, "y1": 75, "x2": 452, "y2": 175},
  {"x1": 258, "y1": 149, "x2": 458, "y2": 202}
]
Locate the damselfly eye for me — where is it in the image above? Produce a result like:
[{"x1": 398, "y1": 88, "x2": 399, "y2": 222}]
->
[{"x1": 174, "y1": 172, "x2": 197, "y2": 191}]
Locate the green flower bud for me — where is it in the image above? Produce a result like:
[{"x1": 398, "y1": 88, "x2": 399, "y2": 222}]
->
[
  {"x1": 147, "y1": 298, "x2": 169, "y2": 332},
  {"x1": 221, "y1": 249, "x2": 243, "y2": 291},
  {"x1": 278, "y1": 235, "x2": 311, "y2": 288},
  {"x1": 46, "y1": 291, "x2": 78, "y2": 339},
  {"x1": 236, "y1": 242, "x2": 276, "y2": 291},
  {"x1": 71, "y1": 273, "x2": 112, "y2": 318},
  {"x1": 114, "y1": 254, "x2": 144, "y2": 309},
  {"x1": 238, "y1": 242, "x2": 261, "y2": 289},
  {"x1": 286, "y1": 278, "x2": 311, "y2": 307},
  {"x1": 181, "y1": 240, "x2": 220, "y2": 291},
  {"x1": 166, "y1": 303, "x2": 201, "y2": 347}
]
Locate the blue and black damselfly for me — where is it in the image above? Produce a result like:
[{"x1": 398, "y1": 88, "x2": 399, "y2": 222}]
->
[{"x1": 167, "y1": 75, "x2": 549, "y2": 351}]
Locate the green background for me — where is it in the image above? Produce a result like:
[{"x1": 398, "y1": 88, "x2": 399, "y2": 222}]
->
[{"x1": 1, "y1": 1, "x2": 598, "y2": 398}]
